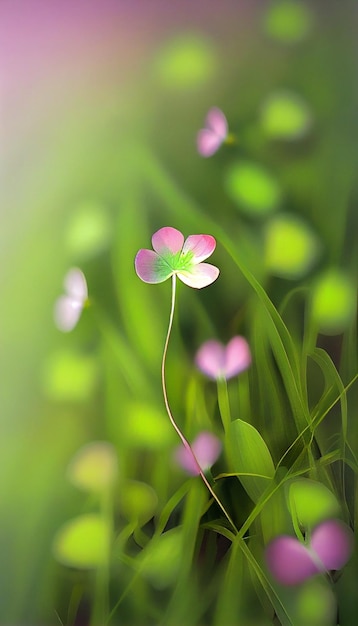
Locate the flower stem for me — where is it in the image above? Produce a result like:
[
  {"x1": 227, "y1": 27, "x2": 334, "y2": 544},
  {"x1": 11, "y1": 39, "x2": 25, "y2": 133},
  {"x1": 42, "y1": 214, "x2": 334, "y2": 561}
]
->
[
  {"x1": 90, "y1": 488, "x2": 112, "y2": 626},
  {"x1": 161, "y1": 275, "x2": 237, "y2": 533},
  {"x1": 217, "y1": 378, "x2": 231, "y2": 434}
]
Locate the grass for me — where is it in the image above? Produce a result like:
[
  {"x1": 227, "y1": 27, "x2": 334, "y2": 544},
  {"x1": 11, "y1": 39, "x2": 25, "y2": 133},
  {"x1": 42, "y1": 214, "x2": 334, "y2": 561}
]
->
[{"x1": 2, "y1": 3, "x2": 358, "y2": 625}]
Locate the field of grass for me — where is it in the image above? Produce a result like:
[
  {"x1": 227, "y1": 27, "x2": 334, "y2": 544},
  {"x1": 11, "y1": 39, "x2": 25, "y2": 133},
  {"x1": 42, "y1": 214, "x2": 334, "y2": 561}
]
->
[{"x1": 1, "y1": 2, "x2": 357, "y2": 625}]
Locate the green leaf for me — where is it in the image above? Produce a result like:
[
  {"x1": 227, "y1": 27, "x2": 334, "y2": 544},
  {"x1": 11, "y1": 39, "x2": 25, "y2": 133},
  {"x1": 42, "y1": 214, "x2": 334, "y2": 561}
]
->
[
  {"x1": 229, "y1": 419, "x2": 275, "y2": 502},
  {"x1": 214, "y1": 540, "x2": 246, "y2": 626},
  {"x1": 238, "y1": 537, "x2": 295, "y2": 626},
  {"x1": 309, "y1": 347, "x2": 347, "y2": 442}
]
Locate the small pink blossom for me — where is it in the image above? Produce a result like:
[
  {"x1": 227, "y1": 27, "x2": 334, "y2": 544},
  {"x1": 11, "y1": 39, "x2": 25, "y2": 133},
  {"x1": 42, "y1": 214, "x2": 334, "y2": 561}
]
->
[
  {"x1": 135, "y1": 226, "x2": 219, "y2": 289},
  {"x1": 265, "y1": 519, "x2": 354, "y2": 586},
  {"x1": 197, "y1": 107, "x2": 228, "y2": 157},
  {"x1": 174, "y1": 431, "x2": 222, "y2": 476},
  {"x1": 54, "y1": 268, "x2": 88, "y2": 332},
  {"x1": 195, "y1": 336, "x2": 251, "y2": 380}
]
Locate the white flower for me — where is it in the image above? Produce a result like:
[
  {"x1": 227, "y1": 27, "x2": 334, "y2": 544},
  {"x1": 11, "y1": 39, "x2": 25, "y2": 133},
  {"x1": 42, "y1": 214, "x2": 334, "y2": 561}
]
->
[{"x1": 54, "y1": 268, "x2": 88, "y2": 332}]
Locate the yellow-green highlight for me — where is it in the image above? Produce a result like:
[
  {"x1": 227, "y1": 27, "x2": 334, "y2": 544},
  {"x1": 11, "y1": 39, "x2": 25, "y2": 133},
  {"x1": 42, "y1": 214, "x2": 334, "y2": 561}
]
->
[
  {"x1": 225, "y1": 161, "x2": 282, "y2": 216},
  {"x1": 265, "y1": 214, "x2": 319, "y2": 278}
]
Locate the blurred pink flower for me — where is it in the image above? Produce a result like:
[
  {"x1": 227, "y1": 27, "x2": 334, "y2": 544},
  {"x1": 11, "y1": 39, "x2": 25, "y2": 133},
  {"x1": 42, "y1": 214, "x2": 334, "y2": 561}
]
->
[
  {"x1": 195, "y1": 336, "x2": 251, "y2": 380},
  {"x1": 54, "y1": 268, "x2": 88, "y2": 332},
  {"x1": 174, "y1": 431, "x2": 222, "y2": 476},
  {"x1": 135, "y1": 226, "x2": 219, "y2": 289},
  {"x1": 265, "y1": 519, "x2": 354, "y2": 586},
  {"x1": 197, "y1": 107, "x2": 228, "y2": 157}
]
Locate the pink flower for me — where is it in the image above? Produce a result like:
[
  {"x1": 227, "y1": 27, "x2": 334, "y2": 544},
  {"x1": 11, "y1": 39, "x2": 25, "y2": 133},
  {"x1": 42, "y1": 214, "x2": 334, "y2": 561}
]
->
[
  {"x1": 197, "y1": 107, "x2": 228, "y2": 157},
  {"x1": 54, "y1": 268, "x2": 88, "y2": 332},
  {"x1": 265, "y1": 519, "x2": 354, "y2": 586},
  {"x1": 174, "y1": 431, "x2": 222, "y2": 476},
  {"x1": 195, "y1": 336, "x2": 251, "y2": 380},
  {"x1": 134, "y1": 226, "x2": 219, "y2": 289}
]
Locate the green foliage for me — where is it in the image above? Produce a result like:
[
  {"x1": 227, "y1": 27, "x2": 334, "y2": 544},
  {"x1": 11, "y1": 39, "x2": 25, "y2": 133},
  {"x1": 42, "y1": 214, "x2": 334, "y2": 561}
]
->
[
  {"x1": 3, "y1": 3, "x2": 358, "y2": 626},
  {"x1": 229, "y1": 419, "x2": 275, "y2": 503},
  {"x1": 139, "y1": 528, "x2": 183, "y2": 589}
]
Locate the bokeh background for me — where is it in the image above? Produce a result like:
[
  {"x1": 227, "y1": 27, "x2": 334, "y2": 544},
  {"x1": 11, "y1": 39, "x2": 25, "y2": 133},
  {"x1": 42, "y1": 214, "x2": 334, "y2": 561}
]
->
[{"x1": 1, "y1": 1, "x2": 358, "y2": 624}]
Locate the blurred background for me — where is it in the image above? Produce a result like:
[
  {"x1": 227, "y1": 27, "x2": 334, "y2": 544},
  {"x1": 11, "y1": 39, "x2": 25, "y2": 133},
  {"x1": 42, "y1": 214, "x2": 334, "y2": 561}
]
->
[{"x1": 1, "y1": 0, "x2": 358, "y2": 624}]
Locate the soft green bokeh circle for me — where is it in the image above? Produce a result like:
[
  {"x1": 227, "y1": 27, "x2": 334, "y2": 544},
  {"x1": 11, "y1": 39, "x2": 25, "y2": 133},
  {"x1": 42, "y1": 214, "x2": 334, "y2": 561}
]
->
[
  {"x1": 260, "y1": 91, "x2": 312, "y2": 139},
  {"x1": 263, "y1": 1, "x2": 313, "y2": 43},
  {"x1": 53, "y1": 514, "x2": 110, "y2": 569},
  {"x1": 155, "y1": 34, "x2": 216, "y2": 88},
  {"x1": 43, "y1": 349, "x2": 98, "y2": 402},
  {"x1": 311, "y1": 270, "x2": 356, "y2": 334},
  {"x1": 65, "y1": 203, "x2": 111, "y2": 259},
  {"x1": 67, "y1": 441, "x2": 118, "y2": 492},
  {"x1": 289, "y1": 479, "x2": 339, "y2": 528},
  {"x1": 120, "y1": 480, "x2": 158, "y2": 526},
  {"x1": 122, "y1": 402, "x2": 175, "y2": 449},
  {"x1": 225, "y1": 161, "x2": 282, "y2": 216},
  {"x1": 140, "y1": 528, "x2": 182, "y2": 589},
  {"x1": 265, "y1": 215, "x2": 319, "y2": 278},
  {"x1": 297, "y1": 581, "x2": 336, "y2": 626}
]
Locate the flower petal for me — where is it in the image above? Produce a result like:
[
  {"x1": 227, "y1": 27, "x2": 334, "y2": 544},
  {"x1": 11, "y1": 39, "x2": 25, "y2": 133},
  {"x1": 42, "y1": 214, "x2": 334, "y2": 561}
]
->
[
  {"x1": 182, "y1": 234, "x2": 217, "y2": 263},
  {"x1": 135, "y1": 249, "x2": 173, "y2": 284},
  {"x1": 197, "y1": 129, "x2": 222, "y2": 157},
  {"x1": 177, "y1": 263, "x2": 219, "y2": 289},
  {"x1": 174, "y1": 445, "x2": 200, "y2": 476},
  {"x1": 206, "y1": 107, "x2": 228, "y2": 140},
  {"x1": 265, "y1": 536, "x2": 319, "y2": 586},
  {"x1": 152, "y1": 227, "x2": 184, "y2": 256},
  {"x1": 54, "y1": 295, "x2": 83, "y2": 332},
  {"x1": 195, "y1": 340, "x2": 226, "y2": 380},
  {"x1": 310, "y1": 520, "x2": 354, "y2": 572},
  {"x1": 174, "y1": 432, "x2": 222, "y2": 475},
  {"x1": 224, "y1": 336, "x2": 252, "y2": 379},
  {"x1": 192, "y1": 432, "x2": 222, "y2": 470},
  {"x1": 64, "y1": 268, "x2": 88, "y2": 303}
]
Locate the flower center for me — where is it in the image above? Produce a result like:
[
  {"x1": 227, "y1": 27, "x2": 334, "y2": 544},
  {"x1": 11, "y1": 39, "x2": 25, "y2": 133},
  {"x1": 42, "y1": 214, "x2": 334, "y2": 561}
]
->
[
  {"x1": 160, "y1": 249, "x2": 195, "y2": 272},
  {"x1": 176, "y1": 249, "x2": 195, "y2": 271}
]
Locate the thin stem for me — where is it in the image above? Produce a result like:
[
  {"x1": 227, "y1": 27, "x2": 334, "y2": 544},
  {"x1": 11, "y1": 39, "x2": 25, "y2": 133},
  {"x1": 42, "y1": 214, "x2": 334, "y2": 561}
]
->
[
  {"x1": 91, "y1": 488, "x2": 112, "y2": 626},
  {"x1": 162, "y1": 275, "x2": 237, "y2": 533},
  {"x1": 217, "y1": 379, "x2": 231, "y2": 434}
]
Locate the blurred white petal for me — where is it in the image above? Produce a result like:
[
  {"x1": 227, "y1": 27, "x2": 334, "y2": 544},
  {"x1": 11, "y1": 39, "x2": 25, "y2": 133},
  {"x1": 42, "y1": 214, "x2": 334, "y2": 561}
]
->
[
  {"x1": 64, "y1": 268, "x2": 88, "y2": 302},
  {"x1": 54, "y1": 295, "x2": 83, "y2": 332}
]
